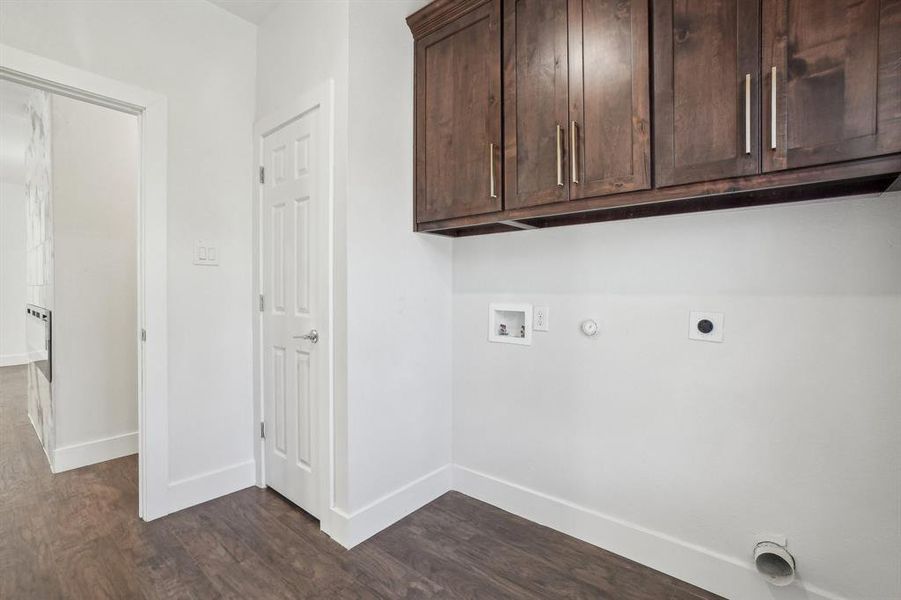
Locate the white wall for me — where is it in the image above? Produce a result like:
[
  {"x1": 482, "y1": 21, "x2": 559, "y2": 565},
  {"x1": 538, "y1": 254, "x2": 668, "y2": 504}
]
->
[
  {"x1": 0, "y1": 81, "x2": 31, "y2": 366},
  {"x1": 346, "y1": 0, "x2": 452, "y2": 512},
  {"x1": 0, "y1": 0, "x2": 257, "y2": 500},
  {"x1": 452, "y1": 193, "x2": 901, "y2": 600},
  {"x1": 50, "y1": 95, "x2": 138, "y2": 465},
  {"x1": 256, "y1": 0, "x2": 349, "y2": 122},
  {"x1": 0, "y1": 181, "x2": 27, "y2": 365}
]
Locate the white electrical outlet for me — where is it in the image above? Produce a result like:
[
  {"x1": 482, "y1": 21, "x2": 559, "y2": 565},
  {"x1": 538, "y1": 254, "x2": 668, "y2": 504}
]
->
[
  {"x1": 689, "y1": 311, "x2": 724, "y2": 342},
  {"x1": 534, "y1": 306, "x2": 549, "y2": 331}
]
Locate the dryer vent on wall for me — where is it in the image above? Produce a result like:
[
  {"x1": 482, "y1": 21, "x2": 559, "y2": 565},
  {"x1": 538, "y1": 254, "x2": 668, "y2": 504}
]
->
[{"x1": 754, "y1": 541, "x2": 796, "y2": 586}]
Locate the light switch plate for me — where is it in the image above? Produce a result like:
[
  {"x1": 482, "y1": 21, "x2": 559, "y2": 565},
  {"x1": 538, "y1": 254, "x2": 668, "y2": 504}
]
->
[
  {"x1": 689, "y1": 311, "x2": 724, "y2": 342},
  {"x1": 193, "y1": 240, "x2": 219, "y2": 266},
  {"x1": 534, "y1": 306, "x2": 549, "y2": 331}
]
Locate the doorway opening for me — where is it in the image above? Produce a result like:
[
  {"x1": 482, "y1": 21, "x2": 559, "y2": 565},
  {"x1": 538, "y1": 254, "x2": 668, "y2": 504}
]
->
[
  {"x1": 1, "y1": 76, "x2": 139, "y2": 499},
  {"x1": 1, "y1": 44, "x2": 169, "y2": 520}
]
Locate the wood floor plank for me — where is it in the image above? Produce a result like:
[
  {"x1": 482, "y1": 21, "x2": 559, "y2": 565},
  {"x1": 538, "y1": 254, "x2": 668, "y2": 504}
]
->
[
  {"x1": 373, "y1": 516, "x2": 545, "y2": 600},
  {"x1": 54, "y1": 533, "x2": 147, "y2": 600},
  {"x1": 114, "y1": 519, "x2": 220, "y2": 600},
  {"x1": 47, "y1": 485, "x2": 135, "y2": 554},
  {"x1": 431, "y1": 490, "x2": 645, "y2": 576},
  {"x1": 213, "y1": 492, "x2": 358, "y2": 593},
  {"x1": 0, "y1": 505, "x2": 65, "y2": 599},
  {"x1": 0, "y1": 559, "x2": 65, "y2": 600},
  {"x1": 302, "y1": 579, "x2": 385, "y2": 600},
  {"x1": 0, "y1": 363, "x2": 725, "y2": 600},
  {"x1": 396, "y1": 507, "x2": 611, "y2": 600},
  {"x1": 340, "y1": 541, "x2": 454, "y2": 599},
  {"x1": 430, "y1": 491, "x2": 722, "y2": 600},
  {"x1": 170, "y1": 509, "x2": 305, "y2": 600}
]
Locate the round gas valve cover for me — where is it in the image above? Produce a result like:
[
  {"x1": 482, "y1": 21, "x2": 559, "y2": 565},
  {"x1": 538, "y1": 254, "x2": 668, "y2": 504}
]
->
[{"x1": 581, "y1": 319, "x2": 598, "y2": 336}]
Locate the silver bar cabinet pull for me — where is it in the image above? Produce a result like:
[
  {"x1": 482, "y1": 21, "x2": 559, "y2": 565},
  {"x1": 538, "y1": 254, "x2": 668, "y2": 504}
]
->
[
  {"x1": 744, "y1": 73, "x2": 751, "y2": 155},
  {"x1": 771, "y1": 66, "x2": 777, "y2": 150},
  {"x1": 571, "y1": 121, "x2": 579, "y2": 184},
  {"x1": 489, "y1": 143, "x2": 497, "y2": 199},
  {"x1": 556, "y1": 124, "x2": 564, "y2": 187}
]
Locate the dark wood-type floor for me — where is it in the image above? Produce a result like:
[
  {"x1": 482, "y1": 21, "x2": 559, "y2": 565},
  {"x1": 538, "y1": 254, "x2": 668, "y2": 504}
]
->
[{"x1": 1, "y1": 364, "x2": 723, "y2": 599}]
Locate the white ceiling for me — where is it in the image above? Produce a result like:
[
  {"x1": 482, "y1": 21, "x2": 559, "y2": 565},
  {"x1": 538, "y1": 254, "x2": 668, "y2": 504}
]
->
[
  {"x1": 0, "y1": 79, "x2": 35, "y2": 184},
  {"x1": 207, "y1": 0, "x2": 281, "y2": 25}
]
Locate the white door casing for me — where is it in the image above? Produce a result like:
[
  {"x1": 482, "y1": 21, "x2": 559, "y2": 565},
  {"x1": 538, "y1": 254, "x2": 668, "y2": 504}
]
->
[{"x1": 261, "y1": 103, "x2": 328, "y2": 518}]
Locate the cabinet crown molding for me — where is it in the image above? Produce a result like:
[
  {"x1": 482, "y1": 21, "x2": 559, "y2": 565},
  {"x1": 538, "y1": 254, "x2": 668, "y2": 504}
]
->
[{"x1": 406, "y1": 0, "x2": 489, "y2": 39}]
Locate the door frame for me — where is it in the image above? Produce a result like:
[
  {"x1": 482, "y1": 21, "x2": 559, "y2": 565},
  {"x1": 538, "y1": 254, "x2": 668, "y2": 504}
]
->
[
  {"x1": 0, "y1": 44, "x2": 169, "y2": 520},
  {"x1": 252, "y1": 81, "x2": 335, "y2": 534}
]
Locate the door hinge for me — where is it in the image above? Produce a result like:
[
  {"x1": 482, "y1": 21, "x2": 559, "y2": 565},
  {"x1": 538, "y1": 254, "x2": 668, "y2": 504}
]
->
[
  {"x1": 260, "y1": 422, "x2": 265, "y2": 439},
  {"x1": 140, "y1": 329, "x2": 146, "y2": 342},
  {"x1": 259, "y1": 294, "x2": 264, "y2": 312},
  {"x1": 259, "y1": 166, "x2": 265, "y2": 184}
]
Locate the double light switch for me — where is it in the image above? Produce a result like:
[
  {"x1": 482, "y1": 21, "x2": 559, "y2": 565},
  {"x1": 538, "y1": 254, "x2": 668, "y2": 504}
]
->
[{"x1": 193, "y1": 240, "x2": 219, "y2": 266}]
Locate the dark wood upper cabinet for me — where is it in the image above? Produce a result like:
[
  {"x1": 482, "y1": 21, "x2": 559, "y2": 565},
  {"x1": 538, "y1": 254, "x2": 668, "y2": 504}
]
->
[
  {"x1": 411, "y1": 0, "x2": 502, "y2": 223},
  {"x1": 409, "y1": 0, "x2": 901, "y2": 236},
  {"x1": 504, "y1": 0, "x2": 651, "y2": 208},
  {"x1": 653, "y1": 0, "x2": 760, "y2": 187},
  {"x1": 569, "y1": 0, "x2": 651, "y2": 199},
  {"x1": 762, "y1": 0, "x2": 901, "y2": 172},
  {"x1": 503, "y1": 0, "x2": 570, "y2": 209}
]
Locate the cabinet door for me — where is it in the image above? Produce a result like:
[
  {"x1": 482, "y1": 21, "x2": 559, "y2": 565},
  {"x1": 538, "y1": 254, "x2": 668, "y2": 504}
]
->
[
  {"x1": 762, "y1": 0, "x2": 901, "y2": 172},
  {"x1": 415, "y1": 1, "x2": 501, "y2": 223},
  {"x1": 653, "y1": 0, "x2": 760, "y2": 187},
  {"x1": 569, "y1": 0, "x2": 651, "y2": 199},
  {"x1": 504, "y1": 0, "x2": 570, "y2": 209}
]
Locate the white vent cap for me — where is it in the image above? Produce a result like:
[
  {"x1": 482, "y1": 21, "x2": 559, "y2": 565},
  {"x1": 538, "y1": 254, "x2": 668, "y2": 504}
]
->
[{"x1": 754, "y1": 541, "x2": 796, "y2": 586}]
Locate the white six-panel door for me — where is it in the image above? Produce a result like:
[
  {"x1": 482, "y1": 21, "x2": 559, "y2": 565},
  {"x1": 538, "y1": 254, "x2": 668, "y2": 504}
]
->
[{"x1": 262, "y1": 107, "x2": 323, "y2": 517}]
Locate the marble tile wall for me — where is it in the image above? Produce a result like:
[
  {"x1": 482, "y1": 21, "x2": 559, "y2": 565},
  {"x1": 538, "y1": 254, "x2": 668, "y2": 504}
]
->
[
  {"x1": 24, "y1": 90, "x2": 52, "y2": 311},
  {"x1": 24, "y1": 89, "x2": 53, "y2": 460}
]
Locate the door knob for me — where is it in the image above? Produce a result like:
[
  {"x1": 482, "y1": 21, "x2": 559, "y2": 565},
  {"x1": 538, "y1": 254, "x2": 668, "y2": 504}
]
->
[{"x1": 293, "y1": 329, "x2": 319, "y2": 344}]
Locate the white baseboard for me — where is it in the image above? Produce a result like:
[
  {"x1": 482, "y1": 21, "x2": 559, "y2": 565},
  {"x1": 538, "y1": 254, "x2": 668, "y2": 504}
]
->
[
  {"x1": 452, "y1": 465, "x2": 846, "y2": 600},
  {"x1": 324, "y1": 464, "x2": 452, "y2": 549},
  {"x1": 53, "y1": 431, "x2": 137, "y2": 473},
  {"x1": 167, "y1": 459, "x2": 255, "y2": 515},
  {"x1": 0, "y1": 353, "x2": 30, "y2": 367}
]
